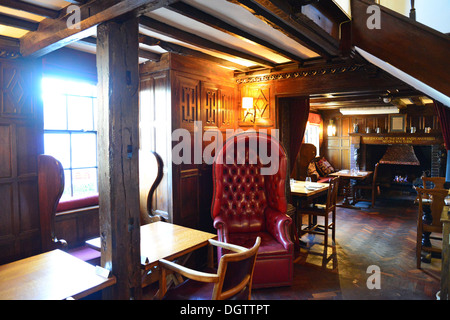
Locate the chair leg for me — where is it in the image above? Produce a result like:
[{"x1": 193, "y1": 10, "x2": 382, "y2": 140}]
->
[
  {"x1": 416, "y1": 225, "x2": 422, "y2": 269},
  {"x1": 331, "y1": 210, "x2": 336, "y2": 244},
  {"x1": 323, "y1": 215, "x2": 329, "y2": 262}
]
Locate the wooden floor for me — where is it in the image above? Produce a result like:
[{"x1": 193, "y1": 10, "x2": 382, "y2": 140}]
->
[{"x1": 252, "y1": 193, "x2": 441, "y2": 300}]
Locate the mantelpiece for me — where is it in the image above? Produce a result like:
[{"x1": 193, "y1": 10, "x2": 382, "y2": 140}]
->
[{"x1": 350, "y1": 133, "x2": 443, "y2": 146}]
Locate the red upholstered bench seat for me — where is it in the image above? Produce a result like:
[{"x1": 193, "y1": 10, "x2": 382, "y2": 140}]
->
[
  {"x1": 56, "y1": 194, "x2": 99, "y2": 213},
  {"x1": 56, "y1": 195, "x2": 101, "y2": 265},
  {"x1": 68, "y1": 245, "x2": 101, "y2": 265}
]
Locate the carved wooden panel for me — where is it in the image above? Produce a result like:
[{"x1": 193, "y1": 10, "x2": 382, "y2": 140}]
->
[
  {"x1": 202, "y1": 83, "x2": 219, "y2": 128},
  {"x1": 219, "y1": 87, "x2": 234, "y2": 130},
  {"x1": 178, "y1": 169, "x2": 200, "y2": 228},
  {"x1": 178, "y1": 76, "x2": 200, "y2": 129},
  {"x1": 1, "y1": 63, "x2": 35, "y2": 118}
]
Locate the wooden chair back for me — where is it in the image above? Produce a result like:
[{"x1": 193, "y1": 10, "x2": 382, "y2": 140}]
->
[
  {"x1": 296, "y1": 143, "x2": 317, "y2": 180},
  {"x1": 372, "y1": 163, "x2": 380, "y2": 187},
  {"x1": 38, "y1": 155, "x2": 67, "y2": 252},
  {"x1": 325, "y1": 177, "x2": 340, "y2": 212},
  {"x1": 213, "y1": 237, "x2": 261, "y2": 300},
  {"x1": 422, "y1": 177, "x2": 446, "y2": 190},
  {"x1": 416, "y1": 187, "x2": 448, "y2": 229}
]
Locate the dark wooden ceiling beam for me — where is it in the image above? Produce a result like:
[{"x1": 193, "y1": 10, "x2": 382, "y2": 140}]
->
[
  {"x1": 227, "y1": 0, "x2": 339, "y2": 59},
  {"x1": 78, "y1": 36, "x2": 161, "y2": 61},
  {"x1": 167, "y1": 2, "x2": 303, "y2": 63},
  {"x1": 0, "y1": 13, "x2": 39, "y2": 31},
  {"x1": 0, "y1": 0, "x2": 61, "y2": 19},
  {"x1": 139, "y1": 16, "x2": 276, "y2": 68},
  {"x1": 20, "y1": 0, "x2": 180, "y2": 57},
  {"x1": 139, "y1": 34, "x2": 249, "y2": 71}
]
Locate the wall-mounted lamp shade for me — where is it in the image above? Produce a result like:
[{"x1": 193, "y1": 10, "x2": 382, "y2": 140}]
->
[
  {"x1": 340, "y1": 106, "x2": 399, "y2": 115},
  {"x1": 242, "y1": 97, "x2": 254, "y2": 109},
  {"x1": 328, "y1": 120, "x2": 336, "y2": 136}
]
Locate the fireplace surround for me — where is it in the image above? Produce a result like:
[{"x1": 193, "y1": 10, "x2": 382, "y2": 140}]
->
[{"x1": 350, "y1": 133, "x2": 445, "y2": 192}]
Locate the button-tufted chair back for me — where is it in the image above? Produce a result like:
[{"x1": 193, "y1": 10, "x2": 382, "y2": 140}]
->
[{"x1": 211, "y1": 132, "x2": 288, "y2": 234}]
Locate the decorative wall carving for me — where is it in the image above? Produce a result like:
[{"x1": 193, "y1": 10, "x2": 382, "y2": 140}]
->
[{"x1": 236, "y1": 64, "x2": 364, "y2": 84}]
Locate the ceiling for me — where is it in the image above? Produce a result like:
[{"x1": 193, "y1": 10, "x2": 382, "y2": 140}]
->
[{"x1": 0, "y1": 0, "x2": 437, "y2": 111}]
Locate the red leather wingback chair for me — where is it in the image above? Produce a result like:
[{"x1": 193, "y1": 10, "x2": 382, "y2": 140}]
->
[{"x1": 211, "y1": 132, "x2": 293, "y2": 288}]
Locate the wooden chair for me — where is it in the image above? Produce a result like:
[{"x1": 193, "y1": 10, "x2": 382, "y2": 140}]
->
[
  {"x1": 414, "y1": 177, "x2": 446, "y2": 204},
  {"x1": 416, "y1": 187, "x2": 448, "y2": 269},
  {"x1": 158, "y1": 237, "x2": 261, "y2": 300},
  {"x1": 353, "y1": 162, "x2": 380, "y2": 208},
  {"x1": 298, "y1": 177, "x2": 340, "y2": 262}
]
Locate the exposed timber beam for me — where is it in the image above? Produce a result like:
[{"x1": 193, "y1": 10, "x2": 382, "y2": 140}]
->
[
  {"x1": 139, "y1": 16, "x2": 275, "y2": 68},
  {"x1": 0, "y1": 0, "x2": 61, "y2": 19},
  {"x1": 20, "y1": 0, "x2": 180, "y2": 57},
  {"x1": 227, "y1": 0, "x2": 339, "y2": 58},
  {"x1": 139, "y1": 34, "x2": 249, "y2": 71},
  {"x1": 0, "y1": 13, "x2": 39, "y2": 31},
  {"x1": 167, "y1": 2, "x2": 303, "y2": 63},
  {"x1": 78, "y1": 36, "x2": 161, "y2": 61}
]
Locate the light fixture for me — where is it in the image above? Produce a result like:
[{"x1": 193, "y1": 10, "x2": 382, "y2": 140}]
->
[
  {"x1": 339, "y1": 106, "x2": 399, "y2": 115},
  {"x1": 242, "y1": 97, "x2": 255, "y2": 122},
  {"x1": 327, "y1": 119, "x2": 336, "y2": 136}
]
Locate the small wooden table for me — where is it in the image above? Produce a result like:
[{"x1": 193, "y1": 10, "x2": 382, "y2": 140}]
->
[
  {"x1": 290, "y1": 180, "x2": 329, "y2": 248},
  {"x1": 86, "y1": 221, "x2": 217, "y2": 271},
  {"x1": 0, "y1": 249, "x2": 116, "y2": 300},
  {"x1": 329, "y1": 170, "x2": 373, "y2": 207},
  {"x1": 291, "y1": 180, "x2": 330, "y2": 199}
]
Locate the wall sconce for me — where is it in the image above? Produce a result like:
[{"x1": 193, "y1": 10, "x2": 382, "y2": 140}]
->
[
  {"x1": 242, "y1": 97, "x2": 255, "y2": 123},
  {"x1": 328, "y1": 119, "x2": 337, "y2": 136}
]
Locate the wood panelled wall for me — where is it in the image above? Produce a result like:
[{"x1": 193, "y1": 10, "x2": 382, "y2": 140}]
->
[
  {"x1": 0, "y1": 59, "x2": 43, "y2": 264},
  {"x1": 139, "y1": 53, "x2": 238, "y2": 232}
]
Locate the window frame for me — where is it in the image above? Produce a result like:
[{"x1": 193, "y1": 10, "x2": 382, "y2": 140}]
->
[{"x1": 42, "y1": 76, "x2": 99, "y2": 201}]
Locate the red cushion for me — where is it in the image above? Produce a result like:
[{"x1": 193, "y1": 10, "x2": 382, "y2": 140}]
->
[{"x1": 56, "y1": 194, "x2": 99, "y2": 212}]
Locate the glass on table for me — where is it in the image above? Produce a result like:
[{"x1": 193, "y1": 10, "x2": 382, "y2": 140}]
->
[{"x1": 305, "y1": 177, "x2": 312, "y2": 188}]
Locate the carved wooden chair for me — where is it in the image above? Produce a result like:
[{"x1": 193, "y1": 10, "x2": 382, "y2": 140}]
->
[
  {"x1": 159, "y1": 237, "x2": 260, "y2": 300},
  {"x1": 416, "y1": 187, "x2": 448, "y2": 268},
  {"x1": 298, "y1": 177, "x2": 340, "y2": 263},
  {"x1": 353, "y1": 162, "x2": 380, "y2": 208}
]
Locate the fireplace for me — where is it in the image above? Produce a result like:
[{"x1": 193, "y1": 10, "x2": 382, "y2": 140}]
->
[{"x1": 350, "y1": 133, "x2": 445, "y2": 193}]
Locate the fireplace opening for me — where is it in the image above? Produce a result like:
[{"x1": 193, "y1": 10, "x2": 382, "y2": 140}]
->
[{"x1": 364, "y1": 145, "x2": 432, "y2": 193}]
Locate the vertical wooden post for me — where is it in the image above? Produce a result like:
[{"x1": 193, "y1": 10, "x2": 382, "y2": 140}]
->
[{"x1": 96, "y1": 17, "x2": 141, "y2": 300}]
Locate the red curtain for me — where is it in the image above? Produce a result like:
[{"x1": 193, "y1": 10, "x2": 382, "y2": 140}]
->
[{"x1": 288, "y1": 97, "x2": 310, "y2": 172}]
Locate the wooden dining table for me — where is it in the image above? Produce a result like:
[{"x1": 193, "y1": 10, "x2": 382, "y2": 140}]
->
[
  {"x1": 0, "y1": 249, "x2": 116, "y2": 300},
  {"x1": 86, "y1": 221, "x2": 217, "y2": 272},
  {"x1": 329, "y1": 170, "x2": 373, "y2": 207}
]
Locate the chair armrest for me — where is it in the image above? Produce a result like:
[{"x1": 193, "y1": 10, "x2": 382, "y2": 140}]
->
[
  {"x1": 265, "y1": 207, "x2": 293, "y2": 251},
  {"x1": 159, "y1": 259, "x2": 219, "y2": 283},
  {"x1": 208, "y1": 238, "x2": 247, "y2": 253},
  {"x1": 213, "y1": 216, "x2": 229, "y2": 243},
  {"x1": 158, "y1": 258, "x2": 219, "y2": 300}
]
